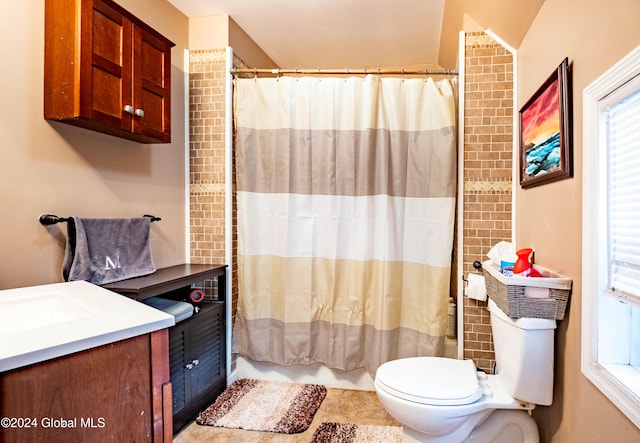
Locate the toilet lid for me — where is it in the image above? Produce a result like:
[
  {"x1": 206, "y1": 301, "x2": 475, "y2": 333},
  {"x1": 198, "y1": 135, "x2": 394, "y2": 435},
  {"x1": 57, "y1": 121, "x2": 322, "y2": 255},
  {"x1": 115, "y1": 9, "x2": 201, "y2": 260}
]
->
[{"x1": 375, "y1": 357, "x2": 482, "y2": 406}]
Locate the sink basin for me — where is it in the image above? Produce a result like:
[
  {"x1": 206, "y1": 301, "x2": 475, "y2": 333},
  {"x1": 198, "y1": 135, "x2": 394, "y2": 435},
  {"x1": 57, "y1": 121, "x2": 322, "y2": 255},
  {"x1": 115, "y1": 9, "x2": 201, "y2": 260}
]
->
[
  {"x1": 0, "y1": 280, "x2": 174, "y2": 372},
  {"x1": 0, "y1": 290, "x2": 98, "y2": 334}
]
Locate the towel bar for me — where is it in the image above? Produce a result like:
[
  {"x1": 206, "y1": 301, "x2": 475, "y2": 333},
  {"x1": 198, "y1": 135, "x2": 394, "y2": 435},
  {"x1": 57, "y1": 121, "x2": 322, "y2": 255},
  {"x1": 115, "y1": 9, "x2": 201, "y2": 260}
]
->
[{"x1": 39, "y1": 214, "x2": 161, "y2": 226}]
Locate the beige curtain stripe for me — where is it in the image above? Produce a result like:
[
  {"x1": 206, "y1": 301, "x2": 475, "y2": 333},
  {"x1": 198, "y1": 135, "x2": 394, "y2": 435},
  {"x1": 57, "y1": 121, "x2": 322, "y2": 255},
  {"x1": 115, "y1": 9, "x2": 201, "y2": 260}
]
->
[{"x1": 237, "y1": 254, "x2": 449, "y2": 335}]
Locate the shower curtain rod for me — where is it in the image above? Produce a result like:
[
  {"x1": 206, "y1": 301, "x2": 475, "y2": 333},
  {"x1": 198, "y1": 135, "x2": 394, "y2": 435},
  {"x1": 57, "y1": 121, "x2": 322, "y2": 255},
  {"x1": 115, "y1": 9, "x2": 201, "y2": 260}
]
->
[{"x1": 230, "y1": 67, "x2": 458, "y2": 77}]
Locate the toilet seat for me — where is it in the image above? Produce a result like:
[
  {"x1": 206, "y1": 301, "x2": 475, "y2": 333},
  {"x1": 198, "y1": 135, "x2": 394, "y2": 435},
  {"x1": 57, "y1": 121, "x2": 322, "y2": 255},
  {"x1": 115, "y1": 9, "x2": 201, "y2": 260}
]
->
[{"x1": 375, "y1": 357, "x2": 483, "y2": 406}]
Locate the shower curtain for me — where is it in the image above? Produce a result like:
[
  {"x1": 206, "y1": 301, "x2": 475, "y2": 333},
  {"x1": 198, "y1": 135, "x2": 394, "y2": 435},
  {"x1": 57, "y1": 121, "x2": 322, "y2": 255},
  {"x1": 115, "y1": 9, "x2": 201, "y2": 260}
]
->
[{"x1": 233, "y1": 75, "x2": 457, "y2": 376}]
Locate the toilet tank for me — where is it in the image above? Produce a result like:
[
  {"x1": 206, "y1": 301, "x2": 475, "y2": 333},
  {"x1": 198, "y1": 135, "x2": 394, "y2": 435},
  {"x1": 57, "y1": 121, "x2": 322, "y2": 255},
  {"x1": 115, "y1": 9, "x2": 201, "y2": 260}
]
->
[{"x1": 488, "y1": 299, "x2": 557, "y2": 406}]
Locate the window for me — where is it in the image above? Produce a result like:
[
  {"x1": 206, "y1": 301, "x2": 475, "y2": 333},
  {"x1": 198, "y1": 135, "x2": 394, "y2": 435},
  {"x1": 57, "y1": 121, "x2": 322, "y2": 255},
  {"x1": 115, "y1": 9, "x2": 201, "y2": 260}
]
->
[{"x1": 583, "y1": 44, "x2": 640, "y2": 428}]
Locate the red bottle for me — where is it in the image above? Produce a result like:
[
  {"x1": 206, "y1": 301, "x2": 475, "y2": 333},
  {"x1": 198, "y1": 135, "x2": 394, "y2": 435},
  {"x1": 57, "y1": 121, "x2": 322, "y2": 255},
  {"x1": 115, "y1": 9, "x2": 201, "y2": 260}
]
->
[{"x1": 513, "y1": 248, "x2": 533, "y2": 275}]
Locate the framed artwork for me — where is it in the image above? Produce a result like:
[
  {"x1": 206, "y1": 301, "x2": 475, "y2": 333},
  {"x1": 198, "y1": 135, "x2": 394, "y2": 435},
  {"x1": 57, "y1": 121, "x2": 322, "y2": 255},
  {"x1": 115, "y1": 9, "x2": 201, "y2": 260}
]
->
[{"x1": 519, "y1": 58, "x2": 572, "y2": 189}]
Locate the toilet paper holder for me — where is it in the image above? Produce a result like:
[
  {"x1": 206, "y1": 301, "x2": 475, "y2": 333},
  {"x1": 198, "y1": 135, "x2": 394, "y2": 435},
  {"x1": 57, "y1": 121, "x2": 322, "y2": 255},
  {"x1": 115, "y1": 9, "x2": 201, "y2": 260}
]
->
[{"x1": 462, "y1": 261, "x2": 483, "y2": 284}]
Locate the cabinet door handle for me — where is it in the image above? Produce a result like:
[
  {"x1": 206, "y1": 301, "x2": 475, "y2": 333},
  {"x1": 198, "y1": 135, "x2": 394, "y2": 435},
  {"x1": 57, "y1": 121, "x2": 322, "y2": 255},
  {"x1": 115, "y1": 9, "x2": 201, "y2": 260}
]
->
[
  {"x1": 134, "y1": 108, "x2": 145, "y2": 117},
  {"x1": 185, "y1": 363, "x2": 194, "y2": 370},
  {"x1": 123, "y1": 105, "x2": 134, "y2": 114}
]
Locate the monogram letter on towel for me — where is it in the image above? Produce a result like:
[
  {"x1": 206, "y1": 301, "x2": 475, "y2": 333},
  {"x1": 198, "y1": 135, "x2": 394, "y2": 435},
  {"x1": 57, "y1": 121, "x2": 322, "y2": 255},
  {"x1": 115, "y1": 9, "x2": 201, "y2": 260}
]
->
[{"x1": 63, "y1": 217, "x2": 156, "y2": 285}]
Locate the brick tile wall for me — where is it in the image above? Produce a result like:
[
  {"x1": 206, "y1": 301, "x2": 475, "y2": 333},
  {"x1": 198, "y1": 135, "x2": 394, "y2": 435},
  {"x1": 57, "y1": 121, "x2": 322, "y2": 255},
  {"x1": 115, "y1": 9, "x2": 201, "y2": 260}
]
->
[
  {"x1": 189, "y1": 49, "x2": 227, "y2": 266},
  {"x1": 189, "y1": 50, "x2": 246, "y2": 373},
  {"x1": 462, "y1": 32, "x2": 514, "y2": 372}
]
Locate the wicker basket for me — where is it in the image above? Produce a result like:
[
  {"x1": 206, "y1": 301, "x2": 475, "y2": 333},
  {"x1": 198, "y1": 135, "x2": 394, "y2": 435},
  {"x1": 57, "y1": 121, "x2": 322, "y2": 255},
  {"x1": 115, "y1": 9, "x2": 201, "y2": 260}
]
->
[{"x1": 482, "y1": 260, "x2": 572, "y2": 320}]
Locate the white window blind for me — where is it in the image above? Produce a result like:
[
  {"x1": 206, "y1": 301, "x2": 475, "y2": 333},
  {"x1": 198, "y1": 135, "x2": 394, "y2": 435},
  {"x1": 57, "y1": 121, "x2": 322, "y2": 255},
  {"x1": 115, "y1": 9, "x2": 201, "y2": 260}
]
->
[{"x1": 607, "y1": 88, "x2": 640, "y2": 303}]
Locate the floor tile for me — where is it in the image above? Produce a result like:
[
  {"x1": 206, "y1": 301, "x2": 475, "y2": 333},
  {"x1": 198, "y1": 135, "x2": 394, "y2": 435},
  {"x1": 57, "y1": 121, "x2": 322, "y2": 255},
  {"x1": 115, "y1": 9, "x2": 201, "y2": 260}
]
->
[{"x1": 173, "y1": 388, "x2": 400, "y2": 442}]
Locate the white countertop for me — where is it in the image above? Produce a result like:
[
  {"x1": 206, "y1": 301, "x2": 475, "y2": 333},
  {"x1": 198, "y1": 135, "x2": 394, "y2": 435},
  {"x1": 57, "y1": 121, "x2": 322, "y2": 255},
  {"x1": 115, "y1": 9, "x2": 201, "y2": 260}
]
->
[{"x1": 0, "y1": 280, "x2": 175, "y2": 372}]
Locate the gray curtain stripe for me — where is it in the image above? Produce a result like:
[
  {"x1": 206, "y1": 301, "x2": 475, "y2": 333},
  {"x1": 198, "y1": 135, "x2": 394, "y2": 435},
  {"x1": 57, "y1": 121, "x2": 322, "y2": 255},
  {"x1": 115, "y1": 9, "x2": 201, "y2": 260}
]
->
[
  {"x1": 232, "y1": 316, "x2": 445, "y2": 373},
  {"x1": 237, "y1": 127, "x2": 456, "y2": 198}
]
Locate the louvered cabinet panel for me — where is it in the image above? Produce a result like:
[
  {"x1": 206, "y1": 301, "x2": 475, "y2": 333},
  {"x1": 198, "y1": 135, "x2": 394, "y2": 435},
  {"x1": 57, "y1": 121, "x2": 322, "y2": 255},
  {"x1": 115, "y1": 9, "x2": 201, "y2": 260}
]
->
[
  {"x1": 168, "y1": 322, "x2": 188, "y2": 415},
  {"x1": 191, "y1": 304, "x2": 225, "y2": 398},
  {"x1": 170, "y1": 302, "x2": 226, "y2": 433}
]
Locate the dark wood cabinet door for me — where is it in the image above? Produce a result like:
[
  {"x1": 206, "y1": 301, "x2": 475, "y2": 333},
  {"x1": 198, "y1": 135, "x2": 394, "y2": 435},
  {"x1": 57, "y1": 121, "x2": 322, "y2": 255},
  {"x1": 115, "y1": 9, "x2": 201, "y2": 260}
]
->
[
  {"x1": 83, "y1": 0, "x2": 132, "y2": 132},
  {"x1": 0, "y1": 335, "x2": 154, "y2": 443},
  {"x1": 133, "y1": 26, "x2": 172, "y2": 143}
]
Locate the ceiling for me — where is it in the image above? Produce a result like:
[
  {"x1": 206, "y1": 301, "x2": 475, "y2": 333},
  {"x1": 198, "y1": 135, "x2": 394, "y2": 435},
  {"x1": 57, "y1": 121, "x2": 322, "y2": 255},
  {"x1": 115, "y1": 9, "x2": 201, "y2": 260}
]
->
[{"x1": 166, "y1": 0, "x2": 545, "y2": 70}]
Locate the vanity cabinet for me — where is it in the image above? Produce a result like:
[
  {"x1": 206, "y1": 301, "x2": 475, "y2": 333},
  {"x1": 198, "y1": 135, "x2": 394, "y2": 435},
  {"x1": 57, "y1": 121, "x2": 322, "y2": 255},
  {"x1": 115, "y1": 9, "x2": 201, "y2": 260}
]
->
[
  {"x1": 169, "y1": 301, "x2": 226, "y2": 432},
  {"x1": 0, "y1": 330, "x2": 172, "y2": 442},
  {"x1": 103, "y1": 264, "x2": 227, "y2": 433},
  {"x1": 44, "y1": 0, "x2": 174, "y2": 143}
]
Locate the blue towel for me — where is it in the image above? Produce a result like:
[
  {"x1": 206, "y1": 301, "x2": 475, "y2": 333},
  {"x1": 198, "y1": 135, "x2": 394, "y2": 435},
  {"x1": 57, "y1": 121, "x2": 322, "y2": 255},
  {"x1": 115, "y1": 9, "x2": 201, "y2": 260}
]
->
[{"x1": 63, "y1": 217, "x2": 156, "y2": 285}]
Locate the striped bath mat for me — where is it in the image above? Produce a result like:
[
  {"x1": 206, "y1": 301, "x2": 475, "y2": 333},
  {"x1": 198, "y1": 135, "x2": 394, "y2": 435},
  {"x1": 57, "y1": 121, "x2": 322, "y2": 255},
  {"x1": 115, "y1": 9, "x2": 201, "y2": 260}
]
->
[
  {"x1": 196, "y1": 379, "x2": 327, "y2": 434},
  {"x1": 311, "y1": 422, "x2": 403, "y2": 443}
]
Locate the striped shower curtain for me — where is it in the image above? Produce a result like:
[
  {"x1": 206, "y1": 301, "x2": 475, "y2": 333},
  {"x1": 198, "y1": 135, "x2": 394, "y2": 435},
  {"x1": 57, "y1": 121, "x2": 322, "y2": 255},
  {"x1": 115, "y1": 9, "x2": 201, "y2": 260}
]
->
[{"x1": 233, "y1": 75, "x2": 457, "y2": 375}]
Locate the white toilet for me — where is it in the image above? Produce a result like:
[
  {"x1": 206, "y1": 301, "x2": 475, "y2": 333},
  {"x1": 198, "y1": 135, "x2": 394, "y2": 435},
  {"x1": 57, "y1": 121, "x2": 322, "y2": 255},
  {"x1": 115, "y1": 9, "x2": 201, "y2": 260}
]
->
[{"x1": 374, "y1": 299, "x2": 556, "y2": 443}]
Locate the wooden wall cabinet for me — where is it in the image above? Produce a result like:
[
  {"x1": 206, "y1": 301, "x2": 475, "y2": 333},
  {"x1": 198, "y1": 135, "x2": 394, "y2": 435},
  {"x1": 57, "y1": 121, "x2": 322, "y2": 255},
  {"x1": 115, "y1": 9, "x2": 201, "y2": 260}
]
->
[{"x1": 44, "y1": 0, "x2": 174, "y2": 143}]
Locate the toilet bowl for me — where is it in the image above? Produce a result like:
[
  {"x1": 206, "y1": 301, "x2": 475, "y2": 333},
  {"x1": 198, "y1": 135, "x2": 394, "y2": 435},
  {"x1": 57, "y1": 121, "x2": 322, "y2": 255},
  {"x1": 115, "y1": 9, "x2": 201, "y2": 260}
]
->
[
  {"x1": 375, "y1": 357, "x2": 537, "y2": 442},
  {"x1": 374, "y1": 299, "x2": 556, "y2": 443}
]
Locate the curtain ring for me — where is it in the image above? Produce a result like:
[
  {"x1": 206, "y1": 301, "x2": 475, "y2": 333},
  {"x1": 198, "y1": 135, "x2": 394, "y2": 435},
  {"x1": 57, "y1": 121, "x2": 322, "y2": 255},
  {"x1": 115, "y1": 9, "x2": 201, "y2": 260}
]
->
[
  {"x1": 317, "y1": 68, "x2": 321, "y2": 81},
  {"x1": 402, "y1": 68, "x2": 405, "y2": 82},
  {"x1": 345, "y1": 68, "x2": 349, "y2": 82}
]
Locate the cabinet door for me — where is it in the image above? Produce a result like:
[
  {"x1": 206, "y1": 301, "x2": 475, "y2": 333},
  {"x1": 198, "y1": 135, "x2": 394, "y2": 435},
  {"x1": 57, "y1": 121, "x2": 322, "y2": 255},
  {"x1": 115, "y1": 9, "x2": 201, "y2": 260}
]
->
[
  {"x1": 132, "y1": 26, "x2": 172, "y2": 143},
  {"x1": 190, "y1": 305, "x2": 226, "y2": 404},
  {"x1": 82, "y1": 0, "x2": 133, "y2": 132},
  {"x1": 169, "y1": 303, "x2": 226, "y2": 433},
  {"x1": 168, "y1": 321, "x2": 188, "y2": 417},
  {"x1": 0, "y1": 335, "x2": 154, "y2": 443}
]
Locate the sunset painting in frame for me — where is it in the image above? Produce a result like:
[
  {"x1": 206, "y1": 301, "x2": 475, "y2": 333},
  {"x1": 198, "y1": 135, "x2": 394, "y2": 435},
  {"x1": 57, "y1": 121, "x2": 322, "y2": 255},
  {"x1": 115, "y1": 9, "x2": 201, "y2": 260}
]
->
[{"x1": 519, "y1": 58, "x2": 572, "y2": 188}]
